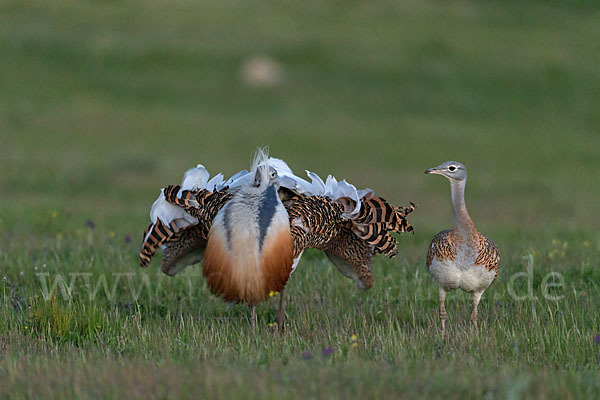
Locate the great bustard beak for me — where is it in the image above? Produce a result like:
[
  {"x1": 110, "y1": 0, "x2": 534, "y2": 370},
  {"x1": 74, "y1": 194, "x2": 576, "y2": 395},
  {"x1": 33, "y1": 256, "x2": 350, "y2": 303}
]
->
[{"x1": 425, "y1": 167, "x2": 442, "y2": 175}]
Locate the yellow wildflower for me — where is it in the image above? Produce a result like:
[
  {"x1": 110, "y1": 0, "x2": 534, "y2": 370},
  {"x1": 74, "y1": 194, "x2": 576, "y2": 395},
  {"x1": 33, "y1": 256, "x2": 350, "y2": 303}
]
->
[
  {"x1": 350, "y1": 334, "x2": 358, "y2": 348},
  {"x1": 269, "y1": 290, "x2": 278, "y2": 298},
  {"x1": 51, "y1": 211, "x2": 58, "y2": 219},
  {"x1": 583, "y1": 241, "x2": 590, "y2": 247},
  {"x1": 108, "y1": 231, "x2": 115, "y2": 238}
]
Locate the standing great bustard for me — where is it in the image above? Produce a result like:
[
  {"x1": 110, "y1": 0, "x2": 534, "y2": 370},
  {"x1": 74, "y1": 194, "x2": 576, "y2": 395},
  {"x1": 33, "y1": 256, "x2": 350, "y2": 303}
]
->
[
  {"x1": 139, "y1": 150, "x2": 416, "y2": 331},
  {"x1": 425, "y1": 161, "x2": 500, "y2": 331}
]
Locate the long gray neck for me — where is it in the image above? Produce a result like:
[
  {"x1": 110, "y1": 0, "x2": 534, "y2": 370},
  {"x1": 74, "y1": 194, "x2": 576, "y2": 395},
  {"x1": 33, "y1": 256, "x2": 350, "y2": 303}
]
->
[{"x1": 450, "y1": 179, "x2": 475, "y2": 239}]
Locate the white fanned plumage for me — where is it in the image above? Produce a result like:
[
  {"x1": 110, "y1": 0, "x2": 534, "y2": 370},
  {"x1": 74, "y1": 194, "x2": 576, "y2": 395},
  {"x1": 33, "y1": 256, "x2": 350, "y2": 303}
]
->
[
  {"x1": 146, "y1": 156, "x2": 374, "y2": 246},
  {"x1": 149, "y1": 165, "x2": 215, "y2": 239},
  {"x1": 266, "y1": 158, "x2": 374, "y2": 216},
  {"x1": 150, "y1": 157, "x2": 373, "y2": 229}
]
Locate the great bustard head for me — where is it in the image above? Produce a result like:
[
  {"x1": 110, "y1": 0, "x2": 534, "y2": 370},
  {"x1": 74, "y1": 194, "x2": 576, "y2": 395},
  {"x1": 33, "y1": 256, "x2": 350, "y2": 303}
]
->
[
  {"x1": 251, "y1": 149, "x2": 280, "y2": 188},
  {"x1": 425, "y1": 161, "x2": 467, "y2": 182}
]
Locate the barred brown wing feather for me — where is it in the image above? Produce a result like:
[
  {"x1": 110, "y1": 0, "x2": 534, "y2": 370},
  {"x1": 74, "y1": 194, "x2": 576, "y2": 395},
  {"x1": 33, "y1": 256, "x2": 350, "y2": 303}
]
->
[
  {"x1": 335, "y1": 197, "x2": 357, "y2": 216},
  {"x1": 374, "y1": 233, "x2": 398, "y2": 257},
  {"x1": 139, "y1": 186, "x2": 233, "y2": 268},
  {"x1": 139, "y1": 218, "x2": 177, "y2": 267},
  {"x1": 395, "y1": 202, "x2": 417, "y2": 233},
  {"x1": 163, "y1": 185, "x2": 214, "y2": 218},
  {"x1": 139, "y1": 223, "x2": 154, "y2": 266},
  {"x1": 347, "y1": 197, "x2": 416, "y2": 257},
  {"x1": 352, "y1": 197, "x2": 395, "y2": 225},
  {"x1": 396, "y1": 202, "x2": 417, "y2": 218}
]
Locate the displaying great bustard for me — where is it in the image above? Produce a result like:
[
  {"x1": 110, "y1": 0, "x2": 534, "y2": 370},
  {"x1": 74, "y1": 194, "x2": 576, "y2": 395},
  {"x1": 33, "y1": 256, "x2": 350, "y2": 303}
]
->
[
  {"x1": 139, "y1": 150, "x2": 416, "y2": 331},
  {"x1": 425, "y1": 161, "x2": 500, "y2": 331}
]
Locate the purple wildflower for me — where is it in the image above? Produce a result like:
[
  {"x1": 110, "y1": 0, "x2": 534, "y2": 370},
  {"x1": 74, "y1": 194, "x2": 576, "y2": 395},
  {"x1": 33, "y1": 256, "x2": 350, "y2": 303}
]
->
[
  {"x1": 321, "y1": 347, "x2": 333, "y2": 357},
  {"x1": 595, "y1": 334, "x2": 600, "y2": 344},
  {"x1": 85, "y1": 220, "x2": 95, "y2": 230},
  {"x1": 301, "y1": 351, "x2": 312, "y2": 360},
  {"x1": 124, "y1": 234, "x2": 131, "y2": 243}
]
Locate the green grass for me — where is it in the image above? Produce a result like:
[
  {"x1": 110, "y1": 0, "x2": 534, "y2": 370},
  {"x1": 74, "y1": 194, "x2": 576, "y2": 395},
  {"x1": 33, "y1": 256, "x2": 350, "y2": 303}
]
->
[{"x1": 1, "y1": 0, "x2": 600, "y2": 398}]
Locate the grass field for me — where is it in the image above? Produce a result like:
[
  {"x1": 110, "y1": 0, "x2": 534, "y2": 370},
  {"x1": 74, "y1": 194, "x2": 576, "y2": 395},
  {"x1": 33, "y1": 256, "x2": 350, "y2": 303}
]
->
[{"x1": 1, "y1": 0, "x2": 600, "y2": 398}]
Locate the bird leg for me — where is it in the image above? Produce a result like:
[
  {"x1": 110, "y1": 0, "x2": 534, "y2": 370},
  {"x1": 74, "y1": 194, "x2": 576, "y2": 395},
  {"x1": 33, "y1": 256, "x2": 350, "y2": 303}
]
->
[
  {"x1": 438, "y1": 287, "x2": 447, "y2": 334},
  {"x1": 275, "y1": 289, "x2": 286, "y2": 333},
  {"x1": 471, "y1": 291, "x2": 483, "y2": 330},
  {"x1": 250, "y1": 304, "x2": 256, "y2": 329}
]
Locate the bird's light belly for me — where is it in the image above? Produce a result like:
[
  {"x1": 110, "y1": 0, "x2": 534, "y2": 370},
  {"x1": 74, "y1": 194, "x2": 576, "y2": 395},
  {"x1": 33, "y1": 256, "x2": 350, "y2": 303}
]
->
[{"x1": 429, "y1": 257, "x2": 495, "y2": 293}]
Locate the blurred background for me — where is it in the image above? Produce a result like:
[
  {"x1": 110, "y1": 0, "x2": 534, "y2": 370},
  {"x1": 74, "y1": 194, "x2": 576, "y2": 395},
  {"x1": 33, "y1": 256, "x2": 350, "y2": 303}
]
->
[{"x1": 1, "y1": 0, "x2": 599, "y2": 242}]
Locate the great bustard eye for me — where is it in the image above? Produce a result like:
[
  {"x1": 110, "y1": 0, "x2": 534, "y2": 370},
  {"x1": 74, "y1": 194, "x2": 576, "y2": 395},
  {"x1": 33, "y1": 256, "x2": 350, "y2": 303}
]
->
[{"x1": 448, "y1": 166, "x2": 456, "y2": 172}]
